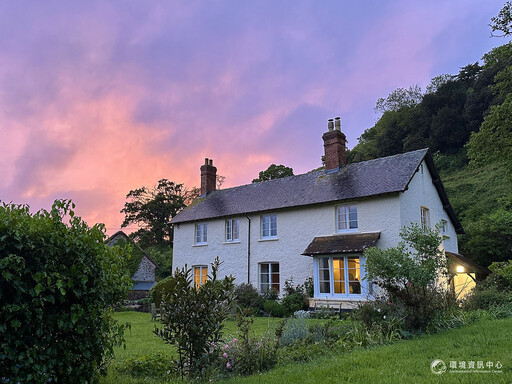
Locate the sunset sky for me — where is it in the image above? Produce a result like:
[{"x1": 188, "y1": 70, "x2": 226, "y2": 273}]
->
[{"x1": 0, "y1": 1, "x2": 506, "y2": 235}]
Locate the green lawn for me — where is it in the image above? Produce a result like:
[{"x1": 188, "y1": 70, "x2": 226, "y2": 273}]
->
[{"x1": 103, "y1": 312, "x2": 512, "y2": 384}]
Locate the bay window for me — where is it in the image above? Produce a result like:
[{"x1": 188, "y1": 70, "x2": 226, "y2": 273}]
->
[{"x1": 314, "y1": 255, "x2": 364, "y2": 297}]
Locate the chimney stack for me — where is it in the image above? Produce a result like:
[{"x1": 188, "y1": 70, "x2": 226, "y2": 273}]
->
[
  {"x1": 200, "y1": 158, "x2": 217, "y2": 196},
  {"x1": 322, "y1": 116, "x2": 346, "y2": 171}
]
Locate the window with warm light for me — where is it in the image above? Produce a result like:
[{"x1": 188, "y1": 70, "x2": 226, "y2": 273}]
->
[
  {"x1": 193, "y1": 265, "x2": 208, "y2": 288},
  {"x1": 315, "y1": 256, "x2": 362, "y2": 296}
]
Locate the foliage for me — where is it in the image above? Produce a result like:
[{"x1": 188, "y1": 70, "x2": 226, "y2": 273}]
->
[
  {"x1": 145, "y1": 244, "x2": 173, "y2": 280},
  {"x1": 154, "y1": 257, "x2": 235, "y2": 380},
  {"x1": 110, "y1": 235, "x2": 145, "y2": 277},
  {"x1": 219, "y1": 314, "x2": 284, "y2": 376},
  {"x1": 263, "y1": 300, "x2": 287, "y2": 317},
  {"x1": 280, "y1": 279, "x2": 308, "y2": 316},
  {"x1": 490, "y1": 1, "x2": 512, "y2": 37},
  {"x1": 262, "y1": 287, "x2": 279, "y2": 301},
  {"x1": 115, "y1": 353, "x2": 174, "y2": 379},
  {"x1": 364, "y1": 224, "x2": 455, "y2": 331},
  {"x1": 121, "y1": 179, "x2": 195, "y2": 248},
  {"x1": 374, "y1": 85, "x2": 423, "y2": 113},
  {"x1": 489, "y1": 259, "x2": 512, "y2": 284},
  {"x1": 234, "y1": 283, "x2": 265, "y2": 314},
  {"x1": 304, "y1": 276, "x2": 314, "y2": 297},
  {"x1": 252, "y1": 164, "x2": 294, "y2": 183},
  {"x1": 467, "y1": 94, "x2": 512, "y2": 178},
  {"x1": 280, "y1": 318, "x2": 308, "y2": 346},
  {"x1": 0, "y1": 200, "x2": 131, "y2": 384}
]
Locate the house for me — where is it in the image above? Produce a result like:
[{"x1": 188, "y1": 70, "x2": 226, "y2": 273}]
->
[
  {"x1": 172, "y1": 117, "x2": 479, "y2": 307},
  {"x1": 107, "y1": 231, "x2": 158, "y2": 299}
]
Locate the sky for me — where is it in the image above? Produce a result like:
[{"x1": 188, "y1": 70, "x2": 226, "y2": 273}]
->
[{"x1": 0, "y1": 1, "x2": 507, "y2": 235}]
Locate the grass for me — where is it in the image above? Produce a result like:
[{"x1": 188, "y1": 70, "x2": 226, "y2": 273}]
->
[{"x1": 102, "y1": 312, "x2": 512, "y2": 384}]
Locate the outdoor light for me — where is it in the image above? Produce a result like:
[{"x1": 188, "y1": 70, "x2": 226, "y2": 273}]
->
[{"x1": 456, "y1": 265, "x2": 465, "y2": 273}]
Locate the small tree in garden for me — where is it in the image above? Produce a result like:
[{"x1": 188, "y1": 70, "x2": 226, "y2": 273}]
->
[
  {"x1": 154, "y1": 257, "x2": 235, "y2": 380},
  {"x1": 364, "y1": 223, "x2": 451, "y2": 331},
  {"x1": 0, "y1": 200, "x2": 131, "y2": 384}
]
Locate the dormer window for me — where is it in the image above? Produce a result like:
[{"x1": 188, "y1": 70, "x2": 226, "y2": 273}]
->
[
  {"x1": 195, "y1": 223, "x2": 207, "y2": 245},
  {"x1": 337, "y1": 205, "x2": 358, "y2": 232}
]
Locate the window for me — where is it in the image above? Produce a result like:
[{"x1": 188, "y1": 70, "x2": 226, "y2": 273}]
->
[
  {"x1": 337, "y1": 205, "x2": 358, "y2": 232},
  {"x1": 315, "y1": 256, "x2": 362, "y2": 296},
  {"x1": 193, "y1": 265, "x2": 208, "y2": 288},
  {"x1": 420, "y1": 207, "x2": 430, "y2": 231},
  {"x1": 259, "y1": 262, "x2": 279, "y2": 293},
  {"x1": 225, "y1": 219, "x2": 239, "y2": 242},
  {"x1": 261, "y1": 214, "x2": 277, "y2": 239},
  {"x1": 195, "y1": 223, "x2": 207, "y2": 244},
  {"x1": 440, "y1": 219, "x2": 448, "y2": 234}
]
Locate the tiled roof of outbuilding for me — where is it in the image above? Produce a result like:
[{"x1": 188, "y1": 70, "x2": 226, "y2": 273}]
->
[{"x1": 172, "y1": 148, "x2": 463, "y2": 234}]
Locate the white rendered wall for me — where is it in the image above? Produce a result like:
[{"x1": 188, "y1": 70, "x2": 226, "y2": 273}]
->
[
  {"x1": 399, "y1": 160, "x2": 459, "y2": 253},
  {"x1": 173, "y1": 194, "x2": 402, "y2": 295}
]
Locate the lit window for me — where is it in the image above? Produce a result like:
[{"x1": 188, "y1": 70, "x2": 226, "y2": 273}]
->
[
  {"x1": 420, "y1": 207, "x2": 430, "y2": 231},
  {"x1": 261, "y1": 215, "x2": 277, "y2": 239},
  {"x1": 259, "y1": 262, "x2": 279, "y2": 293},
  {"x1": 337, "y1": 206, "x2": 358, "y2": 232},
  {"x1": 193, "y1": 265, "x2": 208, "y2": 288},
  {"x1": 195, "y1": 223, "x2": 207, "y2": 244},
  {"x1": 315, "y1": 256, "x2": 362, "y2": 296},
  {"x1": 225, "y1": 219, "x2": 239, "y2": 242}
]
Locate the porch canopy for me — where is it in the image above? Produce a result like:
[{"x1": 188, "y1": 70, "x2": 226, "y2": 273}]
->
[
  {"x1": 302, "y1": 232, "x2": 381, "y2": 256},
  {"x1": 445, "y1": 251, "x2": 490, "y2": 276}
]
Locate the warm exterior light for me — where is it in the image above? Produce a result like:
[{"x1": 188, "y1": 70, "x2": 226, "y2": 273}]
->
[{"x1": 456, "y1": 265, "x2": 465, "y2": 273}]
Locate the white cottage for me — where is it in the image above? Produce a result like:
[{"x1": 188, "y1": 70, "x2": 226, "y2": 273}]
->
[{"x1": 172, "y1": 118, "x2": 474, "y2": 308}]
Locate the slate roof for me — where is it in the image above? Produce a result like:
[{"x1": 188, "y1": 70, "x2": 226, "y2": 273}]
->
[
  {"x1": 302, "y1": 232, "x2": 381, "y2": 256},
  {"x1": 173, "y1": 148, "x2": 463, "y2": 234}
]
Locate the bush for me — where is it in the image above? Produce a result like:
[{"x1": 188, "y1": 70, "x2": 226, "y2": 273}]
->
[
  {"x1": 263, "y1": 300, "x2": 287, "y2": 317},
  {"x1": 280, "y1": 318, "x2": 308, "y2": 346},
  {"x1": 462, "y1": 288, "x2": 512, "y2": 310},
  {"x1": 234, "y1": 283, "x2": 264, "y2": 314},
  {"x1": 219, "y1": 315, "x2": 284, "y2": 376},
  {"x1": 0, "y1": 200, "x2": 131, "y2": 383},
  {"x1": 148, "y1": 275, "x2": 173, "y2": 307},
  {"x1": 154, "y1": 257, "x2": 235, "y2": 380}
]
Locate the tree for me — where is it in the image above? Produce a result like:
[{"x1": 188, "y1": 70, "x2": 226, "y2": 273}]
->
[
  {"x1": 490, "y1": 1, "x2": 512, "y2": 37},
  {"x1": 121, "y1": 179, "x2": 197, "y2": 248},
  {"x1": 374, "y1": 85, "x2": 423, "y2": 114},
  {"x1": 252, "y1": 164, "x2": 293, "y2": 183},
  {"x1": 0, "y1": 200, "x2": 131, "y2": 383},
  {"x1": 467, "y1": 94, "x2": 512, "y2": 178}
]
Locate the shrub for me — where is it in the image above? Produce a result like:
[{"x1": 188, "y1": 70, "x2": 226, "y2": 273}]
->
[
  {"x1": 262, "y1": 288, "x2": 279, "y2": 301},
  {"x1": 0, "y1": 200, "x2": 131, "y2": 383},
  {"x1": 154, "y1": 257, "x2": 235, "y2": 380},
  {"x1": 280, "y1": 318, "x2": 308, "y2": 346},
  {"x1": 281, "y1": 292, "x2": 308, "y2": 315},
  {"x1": 462, "y1": 288, "x2": 512, "y2": 310},
  {"x1": 234, "y1": 283, "x2": 264, "y2": 314},
  {"x1": 263, "y1": 300, "x2": 287, "y2": 317},
  {"x1": 219, "y1": 314, "x2": 284, "y2": 376},
  {"x1": 278, "y1": 340, "x2": 329, "y2": 364},
  {"x1": 148, "y1": 275, "x2": 173, "y2": 307}
]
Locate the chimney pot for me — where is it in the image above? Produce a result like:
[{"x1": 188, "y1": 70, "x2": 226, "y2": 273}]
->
[
  {"x1": 335, "y1": 117, "x2": 341, "y2": 131},
  {"x1": 204, "y1": 158, "x2": 209, "y2": 165},
  {"x1": 328, "y1": 119, "x2": 334, "y2": 131},
  {"x1": 209, "y1": 159, "x2": 213, "y2": 166}
]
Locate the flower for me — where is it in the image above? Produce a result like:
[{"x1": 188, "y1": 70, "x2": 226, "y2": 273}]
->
[
  {"x1": 222, "y1": 352, "x2": 228, "y2": 358},
  {"x1": 377, "y1": 308, "x2": 381, "y2": 312},
  {"x1": 226, "y1": 362, "x2": 232, "y2": 370},
  {"x1": 233, "y1": 338, "x2": 238, "y2": 343},
  {"x1": 224, "y1": 344, "x2": 229, "y2": 349}
]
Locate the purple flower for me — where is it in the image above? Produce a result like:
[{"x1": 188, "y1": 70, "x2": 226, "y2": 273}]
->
[
  {"x1": 233, "y1": 338, "x2": 238, "y2": 343},
  {"x1": 223, "y1": 352, "x2": 228, "y2": 358},
  {"x1": 226, "y1": 362, "x2": 232, "y2": 370},
  {"x1": 224, "y1": 344, "x2": 229, "y2": 349}
]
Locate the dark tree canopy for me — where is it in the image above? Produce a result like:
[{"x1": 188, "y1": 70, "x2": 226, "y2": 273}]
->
[
  {"x1": 490, "y1": 1, "x2": 512, "y2": 37},
  {"x1": 252, "y1": 164, "x2": 294, "y2": 183},
  {"x1": 121, "y1": 179, "x2": 197, "y2": 248}
]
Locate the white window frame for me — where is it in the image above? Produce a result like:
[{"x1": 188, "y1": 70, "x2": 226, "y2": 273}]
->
[
  {"x1": 420, "y1": 206, "x2": 430, "y2": 231},
  {"x1": 259, "y1": 262, "x2": 279, "y2": 293},
  {"x1": 193, "y1": 265, "x2": 208, "y2": 288},
  {"x1": 313, "y1": 255, "x2": 367, "y2": 299},
  {"x1": 225, "y1": 218, "x2": 239, "y2": 242},
  {"x1": 440, "y1": 219, "x2": 448, "y2": 234},
  {"x1": 336, "y1": 205, "x2": 358, "y2": 232},
  {"x1": 261, "y1": 214, "x2": 277, "y2": 239},
  {"x1": 195, "y1": 223, "x2": 208, "y2": 245}
]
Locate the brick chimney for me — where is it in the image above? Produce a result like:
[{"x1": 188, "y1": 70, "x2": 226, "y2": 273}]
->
[
  {"x1": 200, "y1": 158, "x2": 217, "y2": 196},
  {"x1": 322, "y1": 117, "x2": 346, "y2": 171}
]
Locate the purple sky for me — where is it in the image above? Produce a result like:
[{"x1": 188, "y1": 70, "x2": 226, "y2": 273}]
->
[{"x1": 0, "y1": 1, "x2": 506, "y2": 234}]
